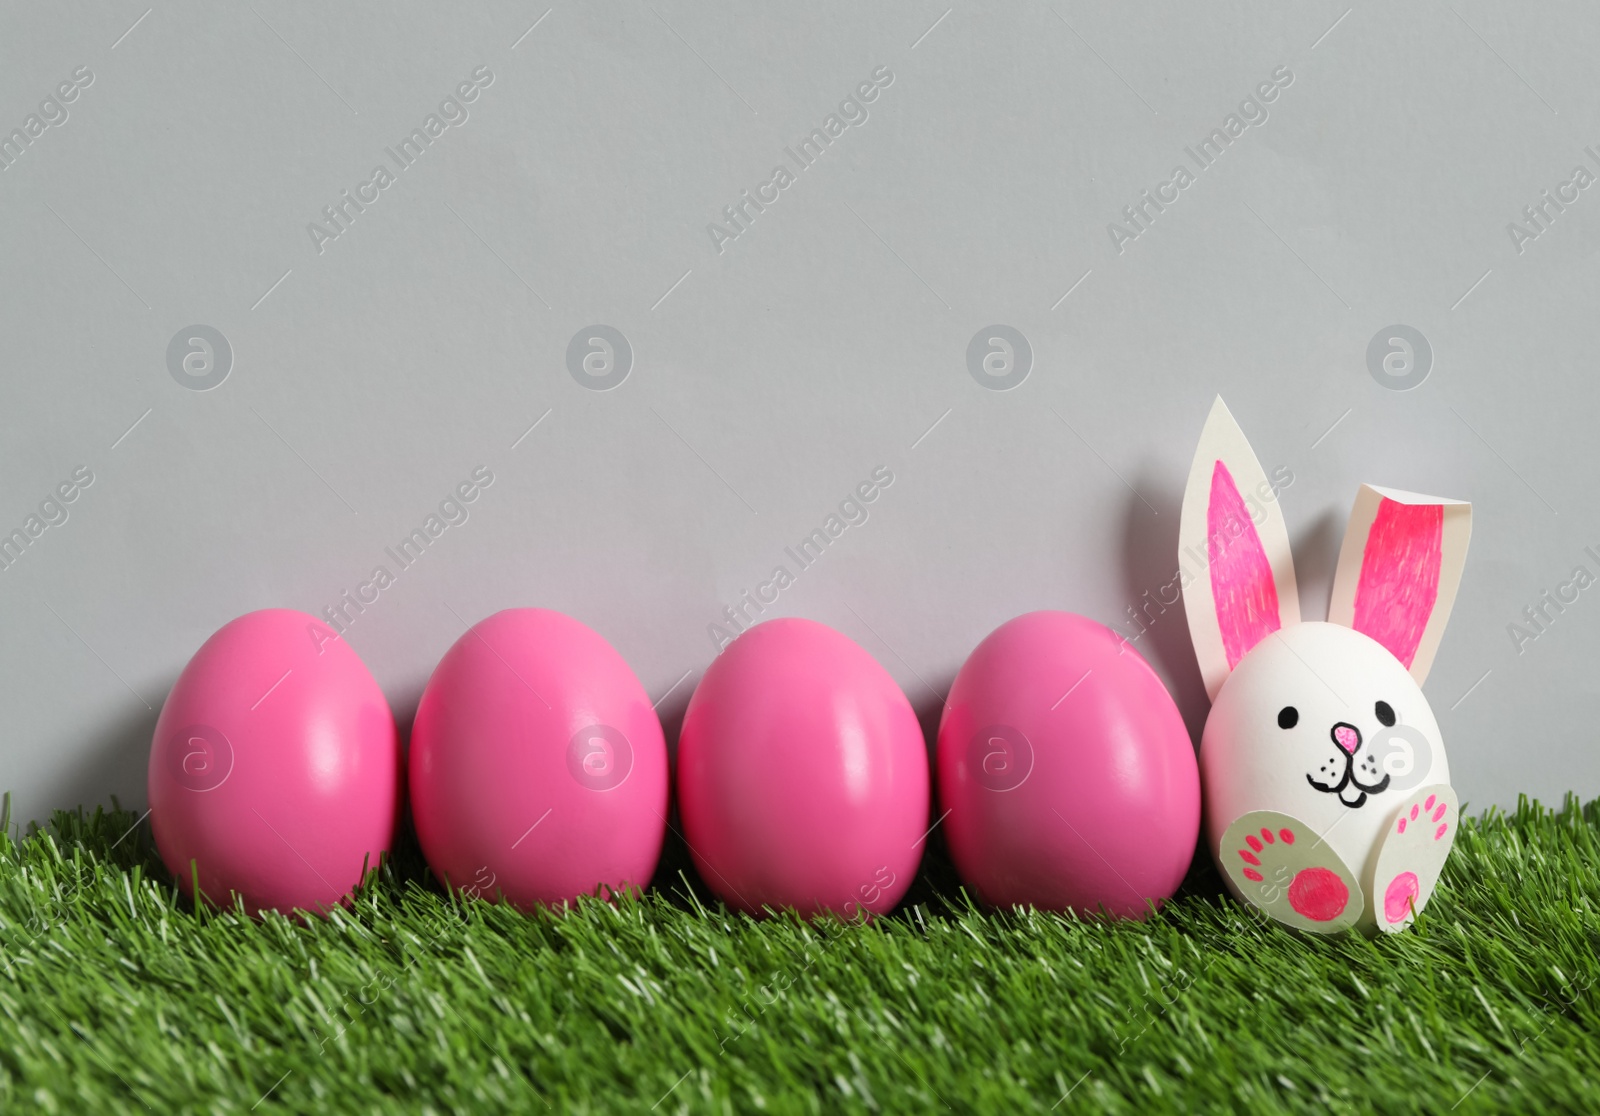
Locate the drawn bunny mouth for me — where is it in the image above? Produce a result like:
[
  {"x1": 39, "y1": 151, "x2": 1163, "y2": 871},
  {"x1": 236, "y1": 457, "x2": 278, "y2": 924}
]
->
[{"x1": 1305, "y1": 721, "x2": 1391, "y2": 808}]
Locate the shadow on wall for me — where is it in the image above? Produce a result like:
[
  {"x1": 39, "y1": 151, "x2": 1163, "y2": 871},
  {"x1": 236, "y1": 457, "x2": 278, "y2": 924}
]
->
[
  {"x1": 1118, "y1": 465, "x2": 1209, "y2": 746},
  {"x1": 1290, "y1": 508, "x2": 1344, "y2": 625},
  {"x1": 390, "y1": 681, "x2": 428, "y2": 761},
  {"x1": 909, "y1": 680, "x2": 954, "y2": 769},
  {"x1": 36, "y1": 681, "x2": 171, "y2": 828}
]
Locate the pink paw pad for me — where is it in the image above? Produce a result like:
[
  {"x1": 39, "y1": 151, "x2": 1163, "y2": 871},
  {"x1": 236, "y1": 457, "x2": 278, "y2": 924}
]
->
[
  {"x1": 1384, "y1": 871, "x2": 1420, "y2": 923},
  {"x1": 1288, "y1": 867, "x2": 1350, "y2": 923}
]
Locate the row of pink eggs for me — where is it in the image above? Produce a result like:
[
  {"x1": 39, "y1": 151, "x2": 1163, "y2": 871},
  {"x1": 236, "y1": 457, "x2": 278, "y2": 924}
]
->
[{"x1": 149, "y1": 608, "x2": 1200, "y2": 920}]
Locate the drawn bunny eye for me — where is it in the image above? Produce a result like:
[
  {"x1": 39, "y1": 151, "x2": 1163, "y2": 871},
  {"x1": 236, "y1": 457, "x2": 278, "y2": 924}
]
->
[
  {"x1": 1277, "y1": 706, "x2": 1299, "y2": 730},
  {"x1": 1375, "y1": 700, "x2": 1396, "y2": 727}
]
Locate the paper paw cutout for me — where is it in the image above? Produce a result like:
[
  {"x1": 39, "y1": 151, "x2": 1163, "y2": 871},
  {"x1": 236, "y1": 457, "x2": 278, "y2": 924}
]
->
[
  {"x1": 1370, "y1": 783, "x2": 1457, "y2": 933},
  {"x1": 1218, "y1": 811, "x2": 1361, "y2": 934}
]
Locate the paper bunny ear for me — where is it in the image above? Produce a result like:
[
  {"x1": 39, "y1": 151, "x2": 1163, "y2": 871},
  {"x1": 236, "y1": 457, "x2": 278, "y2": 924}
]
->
[
  {"x1": 1179, "y1": 398, "x2": 1300, "y2": 703},
  {"x1": 1328, "y1": 485, "x2": 1471, "y2": 685}
]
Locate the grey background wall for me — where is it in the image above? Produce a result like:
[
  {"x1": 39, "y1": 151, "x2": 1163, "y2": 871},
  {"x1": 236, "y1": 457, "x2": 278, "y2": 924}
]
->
[{"x1": 2, "y1": 1, "x2": 1595, "y2": 828}]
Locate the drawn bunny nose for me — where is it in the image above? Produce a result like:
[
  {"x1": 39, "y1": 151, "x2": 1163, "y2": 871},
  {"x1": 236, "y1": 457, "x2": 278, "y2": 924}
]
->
[{"x1": 1331, "y1": 722, "x2": 1361, "y2": 755}]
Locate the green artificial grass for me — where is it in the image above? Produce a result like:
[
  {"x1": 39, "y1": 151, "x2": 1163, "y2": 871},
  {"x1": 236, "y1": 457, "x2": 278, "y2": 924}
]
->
[{"x1": 2, "y1": 797, "x2": 1598, "y2": 1114}]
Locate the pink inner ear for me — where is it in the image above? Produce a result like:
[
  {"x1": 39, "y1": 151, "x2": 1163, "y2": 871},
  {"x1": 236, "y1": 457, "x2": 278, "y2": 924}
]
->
[
  {"x1": 1208, "y1": 461, "x2": 1281, "y2": 669},
  {"x1": 1351, "y1": 498, "x2": 1442, "y2": 668}
]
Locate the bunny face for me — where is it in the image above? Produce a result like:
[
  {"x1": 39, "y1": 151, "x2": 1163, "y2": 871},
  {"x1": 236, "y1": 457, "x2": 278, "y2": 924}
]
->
[{"x1": 1200, "y1": 621, "x2": 1449, "y2": 889}]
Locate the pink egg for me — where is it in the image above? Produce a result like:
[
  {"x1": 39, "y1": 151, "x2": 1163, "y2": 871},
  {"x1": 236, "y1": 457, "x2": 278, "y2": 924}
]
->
[
  {"x1": 409, "y1": 609, "x2": 667, "y2": 909},
  {"x1": 148, "y1": 609, "x2": 401, "y2": 916},
  {"x1": 677, "y1": 618, "x2": 928, "y2": 919},
  {"x1": 936, "y1": 611, "x2": 1199, "y2": 918}
]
